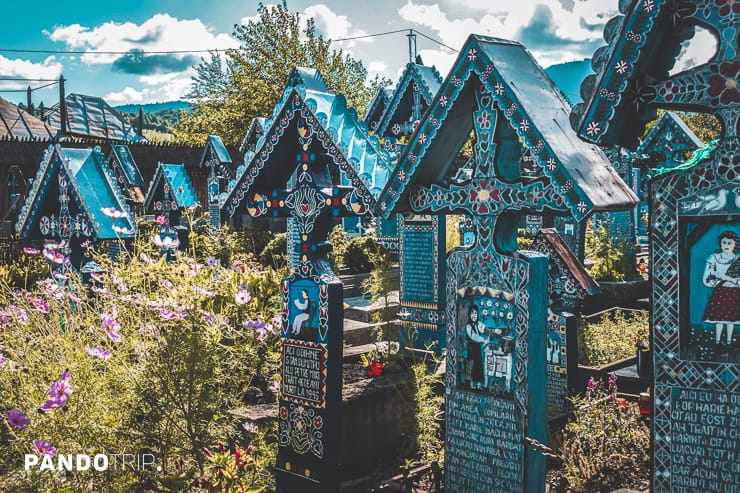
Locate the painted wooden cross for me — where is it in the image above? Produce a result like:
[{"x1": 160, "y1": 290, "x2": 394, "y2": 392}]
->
[
  {"x1": 377, "y1": 35, "x2": 637, "y2": 493},
  {"x1": 244, "y1": 119, "x2": 369, "y2": 493}
]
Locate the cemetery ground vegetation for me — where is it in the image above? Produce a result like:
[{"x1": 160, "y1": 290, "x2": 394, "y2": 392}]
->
[
  {"x1": 553, "y1": 377, "x2": 650, "y2": 492},
  {"x1": 578, "y1": 309, "x2": 650, "y2": 366},
  {"x1": 0, "y1": 224, "x2": 284, "y2": 492}
]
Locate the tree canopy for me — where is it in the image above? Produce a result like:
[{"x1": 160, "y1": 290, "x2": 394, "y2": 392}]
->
[{"x1": 174, "y1": 1, "x2": 389, "y2": 146}]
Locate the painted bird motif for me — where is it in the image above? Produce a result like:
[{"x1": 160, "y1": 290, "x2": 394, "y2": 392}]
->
[{"x1": 696, "y1": 188, "x2": 728, "y2": 214}]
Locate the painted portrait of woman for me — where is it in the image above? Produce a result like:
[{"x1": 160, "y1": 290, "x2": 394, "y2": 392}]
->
[{"x1": 702, "y1": 230, "x2": 740, "y2": 345}]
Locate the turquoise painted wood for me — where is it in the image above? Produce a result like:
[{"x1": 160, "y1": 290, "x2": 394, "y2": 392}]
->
[
  {"x1": 377, "y1": 35, "x2": 636, "y2": 493},
  {"x1": 571, "y1": 1, "x2": 740, "y2": 490}
]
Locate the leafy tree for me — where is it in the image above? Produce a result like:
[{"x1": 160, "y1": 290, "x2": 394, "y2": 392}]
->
[{"x1": 174, "y1": 1, "x2": 389, "y2": 146}]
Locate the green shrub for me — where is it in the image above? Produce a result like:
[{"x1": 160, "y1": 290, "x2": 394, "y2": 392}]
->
[
  {"x1": 342, "y1": 236, "x2": 382, "y2": 274},
  {"x1": 556, "y1": 377, "x2": 650, "y2": 492},
  {"x1": 259, "y1": 233, "x2": 287, "y2": 269},
  {"x1": 0, "y1": 232, "x2": 281, "y2": 492},
  {"x1": 578, "y1": 309, "x2": 649, "y2": 366},
  {"x1": 584, "y1": 219, "x2": 636, "y2": 281}
]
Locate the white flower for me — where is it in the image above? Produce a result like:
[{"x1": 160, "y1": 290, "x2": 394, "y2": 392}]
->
[
  {"x1": 235, "y1": 289, "x2": 252, "y2": 305},
  {"x1": 151, "y1": 235, "x2": 180, "y2": 249}
]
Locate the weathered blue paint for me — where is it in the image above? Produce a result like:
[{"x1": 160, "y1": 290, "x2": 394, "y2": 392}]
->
[
  {"x1": 572, "y1": 1, "x2": 740, "y2": 490},
  {"x1": 377, "y1": 34, "x2": 637, "y2": 493}
]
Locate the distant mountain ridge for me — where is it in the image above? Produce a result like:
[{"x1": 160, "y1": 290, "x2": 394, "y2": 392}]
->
[
  {"x1": 114, "y1": 101, "x2": 190, "y2": 114},
  {"x1": 544, "y1": 59, "x2": 593, "y2": 106}
]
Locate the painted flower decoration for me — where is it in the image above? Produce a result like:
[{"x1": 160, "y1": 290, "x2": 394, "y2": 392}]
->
[
  {"x1": 100, "y1": 207, "x2": 128, "y2": 219},
  {"x1": 6, "y1": 409, "x2": 30, "y2": 430},
  {"x1": 85, "y1": 345, "x2": 111, "y2": 360},
  {"x1": 477, "y1": 110, "x2": 492, "y2": 130},
  {"x1": 716, "y1": 0, "x2": 740, "y2": 16},
  {"x1": 32, "y1": 440, "x2": 56, "y2": 458},
  {"x1": 708, "y1": 61, "x2": 740, "y2": 105}
]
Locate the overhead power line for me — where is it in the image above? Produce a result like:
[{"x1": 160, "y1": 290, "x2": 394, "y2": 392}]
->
[{"x1": 0, "y1": 28, "x2": 458, "y2": 56}]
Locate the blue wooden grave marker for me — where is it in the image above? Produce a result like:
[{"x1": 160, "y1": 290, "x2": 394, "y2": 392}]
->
[
  {"x1": 199, "y1": 135, "x2": 235, "y2": 231},
  {"x1": 143, "y1": 162, "x2": 198, "y2": 251},
  {"x1": 16, "y1": 145, "x2": 135, "y2": 267},
  {"x1": 378, "y1": 35, "x2": 636, "y2": 493},
  {"x1": 571, "y1": 0, "x2": 740, "y2": 490},
  {"x1": 530, "y1": 229, "x2": 600, "y2": 414},
  {"x1": 222, "y1": 75, "x2": 388, "y2": 492}
]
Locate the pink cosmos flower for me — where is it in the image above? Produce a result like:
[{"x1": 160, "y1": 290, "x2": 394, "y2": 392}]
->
[
  {"x1": 85, "y1": 346, "x2": 111, "y2": 360},
  {"x1": 155, "y1": 216, "x2": 166, "y2": 225},
  {"x1": 100, "y1": 207, "x2": 128, "y2": 219},
  {"x1": 102, "y1": 311, "x2": 121, "y2": 342},
  {"x1": 40, "y1": 370, "x2": 72, "y2": 412},
  {"x1": 42, "y1": 248, "x2": 68, "y2": 265},
  {"x1": 112, "y1": 225, "x2": 135, "y2": 235},
  {"x1": 6, "y1": 409, "x2": 30, "y2": 429},
  {"x1": 151, "y1": 235, "x2": 180, "y2": 249},
  {"x1": 32, "y1": 440, "x2": 55, "y2": 458},
  {"x1": 159, "y1": 309, "x2": 187, "y2": 320},
  {"x1": 28, "y1": 295, "x2": 50, "y2": 314},
  {"x1": 23, "y1": 247, "x2": 40, "y2": 255},
  {"x1": 0, "y1": 354, "x2": 6, "y2": 365},
  {"x1": 234, "y1": 289, "x2": 251, "y2": 305}
]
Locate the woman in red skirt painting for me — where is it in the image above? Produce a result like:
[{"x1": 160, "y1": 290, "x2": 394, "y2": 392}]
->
[{"x1": 702, "y1": 230, "x2": 740, "y2": 345}]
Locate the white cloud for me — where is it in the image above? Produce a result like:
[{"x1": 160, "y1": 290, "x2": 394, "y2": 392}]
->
[
  {"x1": 672, "y1": 27, "x2": 717, "y2": 75},
  {"x1": 47, "y1": 14, "x2": 237, "y2": 104},
  {"x1": 0, "y1": 55, "x2": 63, "y2": 89},
  {"x1": 397, "y1": 0, "x2": 617, "y2": 68},
  {"x1": 47, "y1": 14, "x2": 237, "y2": 66}
]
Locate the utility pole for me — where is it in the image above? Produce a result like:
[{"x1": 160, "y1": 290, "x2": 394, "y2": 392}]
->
[{"x1": 58, "y1": 75, "x2": 67, "y2": 136}]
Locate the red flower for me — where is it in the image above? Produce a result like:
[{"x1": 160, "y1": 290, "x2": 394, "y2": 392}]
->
[
  {"x1": 708, "y1": 61, "x2": 740, "y2": 105},
  {"x1": 366, "y1": 360, "x2": 384, "y2": 378},
  {"x1": 313, "y1": 416, "x2": 323, "y2": 429},
  {"x1": 279, "y1": 407, "x2": 288, "y2": 420}
]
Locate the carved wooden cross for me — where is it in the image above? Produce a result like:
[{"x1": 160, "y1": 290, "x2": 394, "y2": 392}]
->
[{"x1": 246, "y1": 123, "x2": 369, "y2": 268}]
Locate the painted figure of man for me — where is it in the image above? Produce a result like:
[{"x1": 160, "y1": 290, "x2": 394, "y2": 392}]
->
[
  {"x1": 702, "y1": 230, "x2": 740, "y2": 345},
  {"x1": 292, "y1": 289, "x2": 311, "y2": 335}
]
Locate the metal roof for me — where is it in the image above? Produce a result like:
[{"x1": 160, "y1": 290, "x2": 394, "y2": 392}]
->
[
  {"x1": 46, "y1": 93, "x2": 144, "y2": 142},
  {"x1": 0, "y1": 97, "x2": 55, "y2": 140},
  {"x1": 144, "y1": 162, "x2": 199, "y2": 210},
  {"x1": 16, "y1": 145, "x2": 135, "y2": 241},
  {"x1": 285, "y1": 67, "x2": 329, "y2": 93}
]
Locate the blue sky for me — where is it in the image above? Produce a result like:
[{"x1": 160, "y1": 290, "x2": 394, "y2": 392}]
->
[{"x1": 0, "y1": 0, "x2": 712, "y2": 108}]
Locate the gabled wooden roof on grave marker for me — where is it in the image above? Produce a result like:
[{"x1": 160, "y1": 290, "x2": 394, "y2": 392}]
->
[
  {"x1": 569, "y1": 0, "x2": 715, "y2": 148},
  {"x1": 239, "y1": 117, "x2": 267, "y2": 157},
  {"x1": 221, "y1": 72, "x2": 393, "y2": 218},
  {"x1": 199, "y1": 135, "x2": 235, "y2": 180},
  {"x1": 143, "y1": 162, "x2": 199, "y2": 212},
  {"x1": 109, "y1": 144, "x2": 145, "y2": 187},
  {"x1": 636, "y1": 111, "x2": 703, "y2": 160},
  {"x1": 108, "y1": 144, "x2": 145, "y2": 204},
  {"x1": 377, "y1": 34, "x2": 638, "y2": 219},
  {"x1": 16, "y1": 145, "x2": 135, "y2": 241},
  {"x1": 375, "y1": 62, "x2": 443, "y2": 137},
  {"x1": 530, "y1": 228, "x2": 601, "y2": 299},
  {"x1": 363, "y1": 87, "x2": 394, "y2": 133}
]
